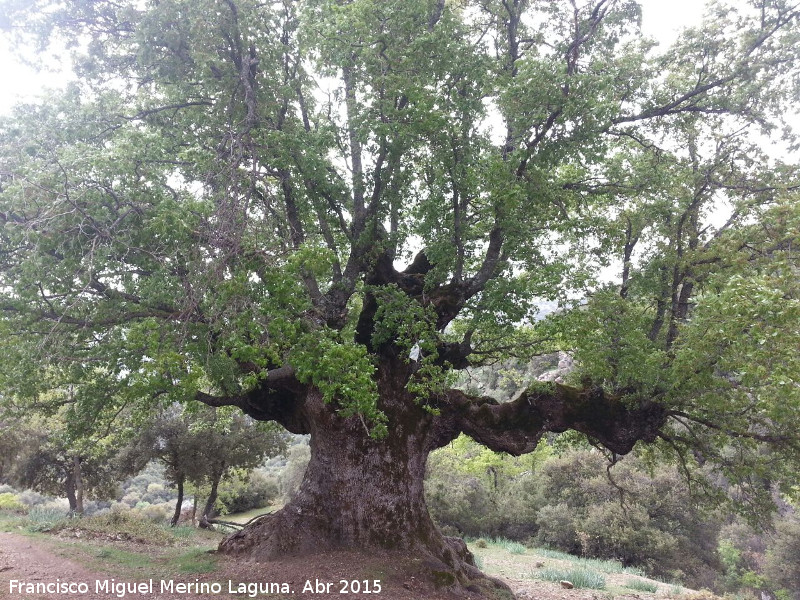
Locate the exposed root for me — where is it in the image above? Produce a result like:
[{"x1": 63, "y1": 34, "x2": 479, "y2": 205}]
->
[{"x1": 218, "y1": 512, "x2": 514, "y2": 598}]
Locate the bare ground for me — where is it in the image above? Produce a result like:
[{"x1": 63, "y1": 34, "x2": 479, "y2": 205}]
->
[
  {"x1": 0, "y1": 531, "x2": 488, "y2": 599},
  {"x1": 0, "y1": 530, "x2": 705, "y2": 600}
]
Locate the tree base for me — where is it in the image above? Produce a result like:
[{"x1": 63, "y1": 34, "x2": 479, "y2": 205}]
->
[{"x1": 218, "y1": 508, "x2": 514, "y2": 599}]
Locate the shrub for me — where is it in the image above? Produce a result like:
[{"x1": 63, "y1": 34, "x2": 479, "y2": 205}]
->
[
  {"x1": 17, "y1": 489, "x2": 47, "y2": 507},
  {"x1": 426, "y1": 475, "x2": 499, "y2": 537},
  {"x1": 279, "y1": 444, "x2": 310, "y2": 501},
  {"x1": 0, "y1": 492, "x2": 25, "y2": 512},
  {"x1": 52, "y1": 507, "x2": 174, "y2": 544},
  {"x1": 535, "y1": 503, "x2": 579, "y2": 553},
  {"x1": 138, "y1": 503, "x2": 169, "y2": 522},
  {"x1": 121, "y1": 492, "x2": 142, "y2": 507},
  {"x1": 27, "y1": 505, "x2": 70, "y2": 532},
  {"x1": 219, "y1": 471, "x2": 279, "y2": 515},
  {"x1": 142, "y1": 483, "x2": 171, "y2": 504}
]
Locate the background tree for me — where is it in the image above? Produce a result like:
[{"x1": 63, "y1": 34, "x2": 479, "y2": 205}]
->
[
  {"x1": 0, "y1": 0, "x2": 798, "y2": 592},
  {"x1": 4, "y1": 415, "x2": 132, "y2": 514},
  {"x1": 120, "y1": 405, "x2": 283, "y2": 526}
]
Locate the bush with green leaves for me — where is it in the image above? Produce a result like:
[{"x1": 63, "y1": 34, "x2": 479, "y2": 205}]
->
[
  {"x1": 26, "y1": 504, "x2": 71, "y2": 532},
  {"x1": 425, "y1": 434, "x2": 548, "y2": 539},
  {"x1": 278, "y1": 443, "x2": 310, "y2": 502},
  {"x1": 0, "y1": 492, "x2": 25, "y2": 512},
  {"x1": 534, "y1": 503, "x2": 579, "y2": 553},
  {"x1": 217, "y1": 470, "x2": 279, "y2": 515},
  {"x1": 426, "y1": 440, "x2": 724, "y2": 589}
]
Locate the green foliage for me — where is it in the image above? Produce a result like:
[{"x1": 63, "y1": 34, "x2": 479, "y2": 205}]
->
[
  {"x1": 171, "y1": 548, "x2": 218, "y2": 574},
  {"x1": 535, "y1": 567, "x2": 607, "y2": 590},
  {"x1": 489, "y1": 538, "x2": 527, "y2": 555},
  {"x1": 0, "y1": 0, "x2": 798, "y2": 581},
  {"x1": 91, "y1": 547, "x2": 158, "y2": 572},
  {"x1": 277, "y1": 442, "x2": 310, "y2": 502},
  {"x1": 426, "y1": 434, "x2": 547, "y2": 538},
  {"x1": 0, "y1": 492, "x2": 24, "y2": 512},
  {"x1": 764, "y1": 517, "x2": 800, "y2": 600},
  {"x1": 25, "y1": 506, "x2": 71, "y2": 532},
  {"x1": 216, "y1": 470, "x2": 278, "y2": 515},
  {"x1": 427, "y1": 440, "x2": 722, "y2": 586},
  {"x1": 533, "y1": 548, "x2": 644, "y2": 576}
]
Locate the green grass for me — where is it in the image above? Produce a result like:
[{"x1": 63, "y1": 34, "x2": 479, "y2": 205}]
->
[
  {"x1": 91, "y1": 546, "x2": 157, "y2": 572},
  {"x1": 0, "y1": 507, "x2": 28, "y2": 532},
  {"x1": 488, "y1": 537, "x2": 527, "y2": 554},
  {"x1": 532, "y1": 547, "x2": 575, "y2": 560},
  {"x1": 163, "y1": 524, "x2": 196, "y2": 539},
  {"x1": 535, "y1": 566, "x2": 607, "y2": 590},
  {"x1": 626, "y1": 578, "x2": 659, "y2": 593},
  {"x1": 532, "y1": 548, "x2": 644, "y2": 575},
  {"x1": 50, "y1": 510, "x2": 175, "y2": 544},
  {"x1": 26, "y1": 506, "x2": 72, "y2": 532},
  {"x1": 669, "y1": 584, "x2": 686, "y2": 596},
  {"x1": 169, "y1": 548, "x2": 218, "y2": 574}
]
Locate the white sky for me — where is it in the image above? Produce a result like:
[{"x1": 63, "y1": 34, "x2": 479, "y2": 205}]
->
[{"x1": 0, "y1": 0, "x2": 711, "y2": 115}]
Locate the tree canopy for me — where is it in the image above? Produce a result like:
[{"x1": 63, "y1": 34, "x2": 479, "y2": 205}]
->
[{"x1": 0, "y1": 0, "x2": 798, "y2": 589}]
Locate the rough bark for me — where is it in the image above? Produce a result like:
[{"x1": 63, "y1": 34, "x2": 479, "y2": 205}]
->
[
  {"x1": 219, "y1": 361, "x2": 510, "y2": 595},
  {"x1": 440, "y1": 383, "x2": 668, "y2": 456},
  {"x1": 216, "y1": 361, "x2": 668, "y2": 595},
  {"x1": 171, "y1": 475, "x2": 184, "y2": 527}
]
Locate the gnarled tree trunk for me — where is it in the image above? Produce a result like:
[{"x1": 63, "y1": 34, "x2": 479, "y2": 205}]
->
[
  {"x1": 214, "y1": 357, "x2": 667, "y2": 594},
  {"x1": 219, "y1": 363, "x2": 504, "y2": 592}
]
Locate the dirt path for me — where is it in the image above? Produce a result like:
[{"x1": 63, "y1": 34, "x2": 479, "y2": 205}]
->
[
  {"x1": 0, "y1": 533, "x2": 217, "y2": 600},
  {"x1": 0, "y1": 531, "x2": 111, "y2": 599}
]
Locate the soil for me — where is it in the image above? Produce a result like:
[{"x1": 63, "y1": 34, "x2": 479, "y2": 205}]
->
[
  {"x1": 0, "y1": 531, "x2": 490, "y2": 600},
  {"x1": 0, "y1": 530, "x2": 702, "y2": 600}
]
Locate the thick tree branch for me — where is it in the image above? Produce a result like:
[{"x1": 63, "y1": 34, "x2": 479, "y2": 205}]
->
[
  {"x1": 196, "y1": 366, "x2": 310, "y2": 434},
  {"x1": 439, "y1": 384, "x2": 668, "y2": 456}
]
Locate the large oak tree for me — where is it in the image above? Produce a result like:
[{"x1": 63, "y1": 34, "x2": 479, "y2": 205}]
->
[{"x1": 1, "y1": 0, "x2": 799, "y2": 593}]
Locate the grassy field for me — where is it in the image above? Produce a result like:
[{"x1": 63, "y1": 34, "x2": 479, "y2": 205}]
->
[{"x1": 469, "y1": 537, "x2": 692, "y2": 598}]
